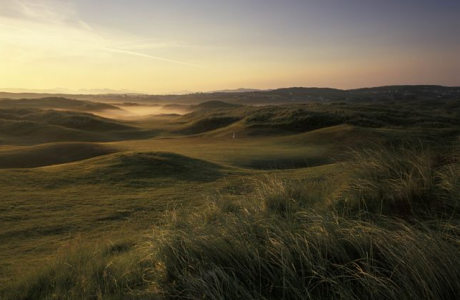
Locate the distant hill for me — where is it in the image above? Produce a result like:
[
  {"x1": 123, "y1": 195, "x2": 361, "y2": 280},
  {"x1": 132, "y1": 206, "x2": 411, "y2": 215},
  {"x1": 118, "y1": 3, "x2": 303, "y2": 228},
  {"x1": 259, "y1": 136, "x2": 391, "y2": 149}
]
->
[
  {"x1": 0, "y1": 85, "x2": 459, "y2": 105},
  {"x1": 22, "y1": 110, "x2": 134, "y2": 131},
  {"x1": 209, "y1": 88, "x2": 265, "y2": 93},
  {"x1": 0, "y1": 97, "x2": 123, "y2": 112},
  {"x1": 0, "y1": 108, "x2": 144, "y2": 145},
  {"x1": 171, "y1": 98, "x2": 460, "y2": 138},
  {"x1": 192, "y1": 101, "x2": 242, "y2": 111},
  {"x1": 0, "y1": 88, "x2": 137, "y2": 95}
]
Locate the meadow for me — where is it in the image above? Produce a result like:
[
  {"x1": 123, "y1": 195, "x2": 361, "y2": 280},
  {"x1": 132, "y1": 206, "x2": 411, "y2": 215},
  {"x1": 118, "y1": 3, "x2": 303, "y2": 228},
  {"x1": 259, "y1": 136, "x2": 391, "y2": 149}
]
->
[{"x1": 1, "y1": 89, "x2": 460, "y2": 299}]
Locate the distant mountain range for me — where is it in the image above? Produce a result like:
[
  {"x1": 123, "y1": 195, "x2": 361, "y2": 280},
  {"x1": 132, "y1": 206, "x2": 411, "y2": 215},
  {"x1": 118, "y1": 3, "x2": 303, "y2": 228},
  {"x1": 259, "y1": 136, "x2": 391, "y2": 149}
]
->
[
  {"x1": 0, "y1": 87, "x2": 269, "y2": 95},
  {"x1": 1, "y1": 85, "x2": 459, "y2": 105},
  {"x1": 209, "y1": 88, "x2": 267, "y2": 94},
  {"x1": 0, "y1": 88, "x2": 139, "y2": 95}
]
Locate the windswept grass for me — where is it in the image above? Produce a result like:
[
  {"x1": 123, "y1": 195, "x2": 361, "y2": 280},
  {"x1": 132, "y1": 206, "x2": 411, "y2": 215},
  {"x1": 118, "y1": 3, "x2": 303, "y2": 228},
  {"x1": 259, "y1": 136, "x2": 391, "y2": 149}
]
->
[
  {"x1": 2, "y1": 144, "x2": 460, "y2": 299},
  {"x1": 334, "y1": 145, "x2": 460, "y2": 218},
  {"x1": 254, "y1": 176, "x2": 327, "y2": 215},
  {"x1": 149, "y1": 177, "x2": 460, "y2": 300},
  {"x1": 157, "y1": 220, "x2": 460, "y2": 300},
  {"x1": 1, "y1": 238, "x2": 157, "y2": 300}
]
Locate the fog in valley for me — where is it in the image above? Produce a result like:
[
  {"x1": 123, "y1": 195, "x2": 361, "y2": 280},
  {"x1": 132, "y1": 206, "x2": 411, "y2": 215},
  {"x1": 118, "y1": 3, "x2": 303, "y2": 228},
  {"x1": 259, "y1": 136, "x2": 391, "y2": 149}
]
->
[{"x1": 95, "y1": 104, "x2": 189, "y2": 120}]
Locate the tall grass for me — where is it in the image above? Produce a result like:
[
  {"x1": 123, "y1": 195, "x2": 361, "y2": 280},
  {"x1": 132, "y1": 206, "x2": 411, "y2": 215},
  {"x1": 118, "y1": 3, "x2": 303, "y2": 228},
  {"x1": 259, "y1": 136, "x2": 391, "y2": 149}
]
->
[
  {"x1": 147, "y1": 146, "x2": 460, "y2": 299},
  {"x1": 1, "y1": 238, "x2": 157, "y2": 300},
  {"x1": 3, "y1": 145, "x2": 460, "y2": 299},
  {"x1": 150, "y1": 191, "x2": 460, "y2": 300},
  {"x1": 334, "y1": 146, "x2": 460, "y2": 218},
  {"x1": 253, "y1": 176, "x2": 327, "y2": 215}
]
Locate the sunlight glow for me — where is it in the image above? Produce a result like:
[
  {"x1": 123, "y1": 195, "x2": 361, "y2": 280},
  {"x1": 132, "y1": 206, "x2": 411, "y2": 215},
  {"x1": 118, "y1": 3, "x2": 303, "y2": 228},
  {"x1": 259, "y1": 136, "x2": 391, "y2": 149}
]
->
[{"x1": 0, "y1": 0, "x2": 459, "y2": 93}]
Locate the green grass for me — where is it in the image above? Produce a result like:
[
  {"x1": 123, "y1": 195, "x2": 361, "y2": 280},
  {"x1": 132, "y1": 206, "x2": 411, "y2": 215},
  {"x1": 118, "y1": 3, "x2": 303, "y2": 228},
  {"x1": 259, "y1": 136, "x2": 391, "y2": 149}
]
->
[
  {"x1": 150, "y1": 207, "x2": 460, "y2": 300},
  {"x1": 0, "y1": 142, "x2": 117, "y2": 168},
  {"x1": 3, "y1": 146, "x2": 460, "y2": 299},
  {"x1": 2, "y1": 238, "x2": 157, "y2": 300},
  {"x1": 333, "y1": 145, "x2": 460, "y2": 218},
  {"x1": 2, "y1": 98, "x2": 460, "y2": 299},
  {"x1": 0, "y1": 115, "x2": 357, "y2": 285},
  {"x1": 0, "y1": 150, "x2": 252, "y2": 286},
  {"x1": 0, "y1": 108, "x2": 157, "y2": 145}
]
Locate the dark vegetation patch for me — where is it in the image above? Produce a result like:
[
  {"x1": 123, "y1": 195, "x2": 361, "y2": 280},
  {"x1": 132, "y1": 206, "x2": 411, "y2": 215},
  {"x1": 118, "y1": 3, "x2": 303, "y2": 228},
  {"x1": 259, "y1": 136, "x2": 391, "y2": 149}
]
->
[
  {"x1": 236, "y1": 157, "x2": 328, "y2": 170},
  {"x1": 0, "y1": 143, "x2": 117, "y2": 169},
  {"x1": 78, "y1": 152, "x2": 224, "y2": 184}
]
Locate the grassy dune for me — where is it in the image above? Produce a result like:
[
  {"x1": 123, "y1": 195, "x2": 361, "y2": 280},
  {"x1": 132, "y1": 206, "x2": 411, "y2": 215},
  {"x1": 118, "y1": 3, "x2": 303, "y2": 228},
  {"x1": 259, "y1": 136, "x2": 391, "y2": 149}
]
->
[
  {"x1": 2, "y1": 146, "x2": 460, "y2": 299},
  {"x1": 0, "y1": 107, "x2": 159, "y2": 145},
  {"x1": 1, "y1": 97, "x2": 460, "y2": 299},
  {"x1": 0, "y1": 143, "x2": 117, "y2": 169},
  {"x1": 0, "y1": 150, "x2": 248, "y2": 284}
]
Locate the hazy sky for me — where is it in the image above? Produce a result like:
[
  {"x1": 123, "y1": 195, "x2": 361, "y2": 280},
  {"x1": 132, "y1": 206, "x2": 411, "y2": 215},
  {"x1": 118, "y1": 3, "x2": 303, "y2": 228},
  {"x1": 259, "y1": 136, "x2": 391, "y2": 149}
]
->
[{"x1": 1, "y1": 0, "x2": 459, "y2": 94}]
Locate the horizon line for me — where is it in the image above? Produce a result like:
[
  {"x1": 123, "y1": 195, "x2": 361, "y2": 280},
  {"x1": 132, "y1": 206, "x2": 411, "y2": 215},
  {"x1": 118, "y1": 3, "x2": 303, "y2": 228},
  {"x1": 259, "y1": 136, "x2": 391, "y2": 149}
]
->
[{"x1": 0, "y1": 84, "x2": 460, "y2": 96}]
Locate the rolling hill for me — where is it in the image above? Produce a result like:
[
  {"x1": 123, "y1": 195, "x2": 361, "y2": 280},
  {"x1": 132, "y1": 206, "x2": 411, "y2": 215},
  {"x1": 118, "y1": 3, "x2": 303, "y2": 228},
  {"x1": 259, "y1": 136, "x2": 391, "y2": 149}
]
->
[
  {"x1": 0, "y1": 97, "x2": 123, "y2": 113},
  {"x1": 22, "y1": 110, "x2": 134, "y2": 131},
  {"x1": 169, "y1": 100, "x2": 460, "y2": 139},
  {"x1": 0, "y1": 108, "x2": 153, "y2": 145},
  {"x1": 0, "y1": 143, "x2": 118, "y2": 169},
  {"x1": 71, "y1": 152, "x2": 225, "y2": 184},
  {"x1": 2, "y1": 88, "x2": 460, "y2": 299}
]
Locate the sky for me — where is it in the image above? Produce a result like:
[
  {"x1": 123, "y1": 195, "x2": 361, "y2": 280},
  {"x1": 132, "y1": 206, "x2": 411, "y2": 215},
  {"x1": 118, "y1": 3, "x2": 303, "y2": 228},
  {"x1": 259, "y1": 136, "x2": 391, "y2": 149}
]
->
[{"x1": 0, "y1": 0, "x2": 459, "y2": 94}]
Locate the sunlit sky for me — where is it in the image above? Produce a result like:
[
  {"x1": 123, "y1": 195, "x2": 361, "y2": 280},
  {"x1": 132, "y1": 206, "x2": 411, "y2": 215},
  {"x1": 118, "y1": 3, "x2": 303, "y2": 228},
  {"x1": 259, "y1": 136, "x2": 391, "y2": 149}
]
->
[{"x1": 1, "y1": 0, "x2": 459, "y2": 94}]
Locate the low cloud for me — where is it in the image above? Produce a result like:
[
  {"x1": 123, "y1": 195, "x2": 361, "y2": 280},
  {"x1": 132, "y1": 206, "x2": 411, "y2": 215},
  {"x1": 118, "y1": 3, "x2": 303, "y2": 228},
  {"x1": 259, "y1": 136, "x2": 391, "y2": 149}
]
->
[{"x1": 95, "y1": 105, "x2": 189, "y2": 120}]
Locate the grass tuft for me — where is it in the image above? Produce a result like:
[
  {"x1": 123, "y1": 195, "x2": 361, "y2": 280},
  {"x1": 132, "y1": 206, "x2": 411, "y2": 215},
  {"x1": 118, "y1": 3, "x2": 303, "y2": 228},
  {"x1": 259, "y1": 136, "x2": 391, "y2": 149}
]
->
[
  {"x1": 1, "y1": 238, "x2": 157, "y2": 300},
  {"x1": 333, "y1": 145, "x2": 460, "y2": 218}
]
